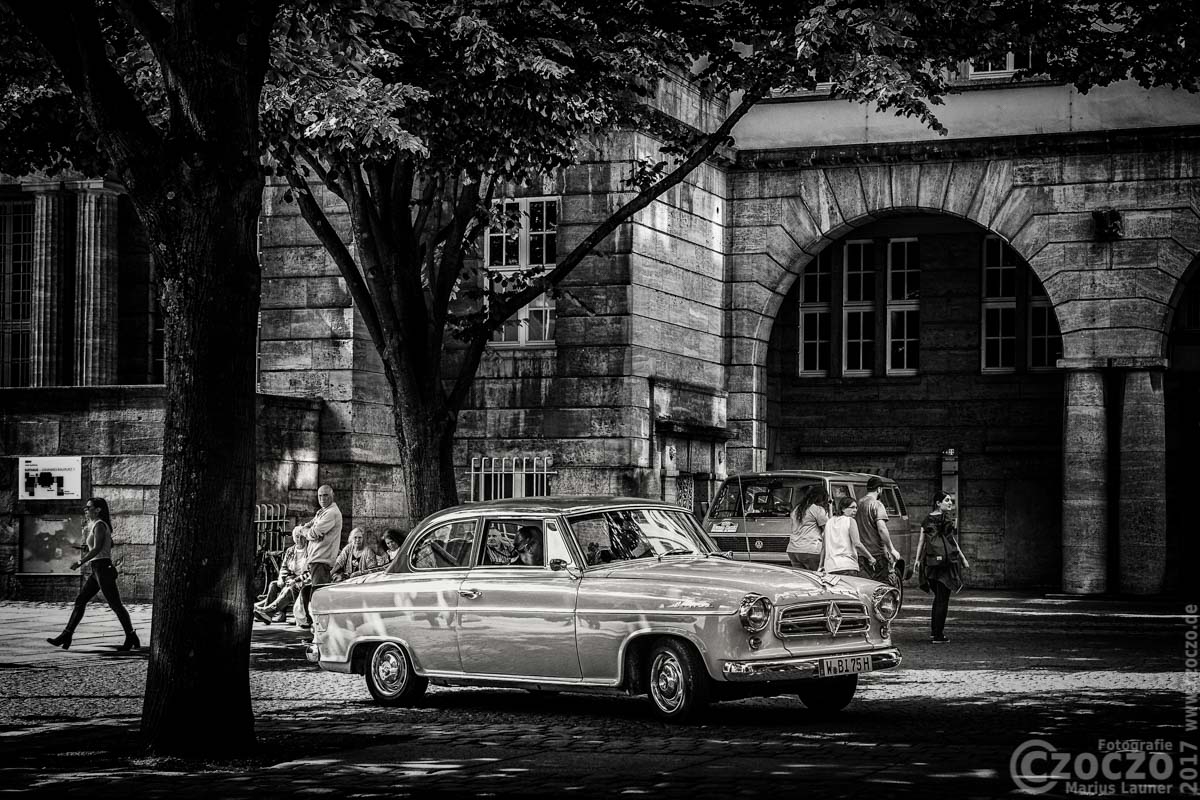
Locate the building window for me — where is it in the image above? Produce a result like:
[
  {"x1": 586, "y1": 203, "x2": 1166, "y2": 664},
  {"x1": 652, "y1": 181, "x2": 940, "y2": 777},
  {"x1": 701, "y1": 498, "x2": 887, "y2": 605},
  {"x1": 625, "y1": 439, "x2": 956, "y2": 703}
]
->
[
  {"x1": 1029, "y1": 275, "x2": 1064, "y2": 370},
  {"x1": 1, "y1": 199, "x2": 34, "y2": 387},
  {"x1": 980, "y1": 236, "x2": 1062, "y2": 372},
  {"x1": 469, "y1": 456, "x2": 555, "y2": 502},
  {"x1": 799, "y1": 238, "x2": 921, "y2": 377},
  {"x1": 843, "y1": 240, "x2": 875, "y2": 375},
  {"x1": 982, "y1": 236, "x2": 1018, "y2": 371},
  {"x1": 487, "y1": 197, "x2": 558, "y2": 346},
  {"x1": 799, "y1": 248, "x2": 832, "y2": 375},
  {"x1": 887, "y1": 239, "x2": 920, "y2": 375},
  {"x1": 969, "y1": 47, "x2": 1035, "y2": 79}
]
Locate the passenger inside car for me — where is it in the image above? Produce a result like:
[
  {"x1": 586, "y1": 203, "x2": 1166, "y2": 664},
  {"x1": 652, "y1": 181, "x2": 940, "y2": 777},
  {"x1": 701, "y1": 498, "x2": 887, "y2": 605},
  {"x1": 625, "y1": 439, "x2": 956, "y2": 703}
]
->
[{"x1": 510, "y1": 526, "x2": 544, "y2": 566}]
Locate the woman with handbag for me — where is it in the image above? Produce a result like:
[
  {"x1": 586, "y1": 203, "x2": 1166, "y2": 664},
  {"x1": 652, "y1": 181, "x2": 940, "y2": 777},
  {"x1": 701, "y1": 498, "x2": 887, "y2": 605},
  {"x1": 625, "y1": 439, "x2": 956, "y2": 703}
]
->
[{"x1": 916, "y1": 491, "x2": 970, "y2": 643}]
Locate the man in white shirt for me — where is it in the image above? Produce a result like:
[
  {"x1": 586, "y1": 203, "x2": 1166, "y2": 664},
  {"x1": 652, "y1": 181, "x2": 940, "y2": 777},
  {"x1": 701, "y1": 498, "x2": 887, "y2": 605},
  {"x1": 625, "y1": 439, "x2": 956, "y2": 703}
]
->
[{"x1": 296, "y1": 484, "x2": 342, "y2": 628}]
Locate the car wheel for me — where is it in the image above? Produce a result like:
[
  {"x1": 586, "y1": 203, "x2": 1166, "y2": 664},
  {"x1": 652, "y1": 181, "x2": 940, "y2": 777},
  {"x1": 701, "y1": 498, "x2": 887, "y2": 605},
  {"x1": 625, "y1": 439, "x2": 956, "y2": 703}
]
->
[
  {"x1": 798, "y1": 674, "x2": 858, "y2": 713},
  {"x1": 364, "y1": 642, "x2": 428, "y2": 706},
  {"x1": 646, "y1": 639, "x2": 709, "y2": 722}
]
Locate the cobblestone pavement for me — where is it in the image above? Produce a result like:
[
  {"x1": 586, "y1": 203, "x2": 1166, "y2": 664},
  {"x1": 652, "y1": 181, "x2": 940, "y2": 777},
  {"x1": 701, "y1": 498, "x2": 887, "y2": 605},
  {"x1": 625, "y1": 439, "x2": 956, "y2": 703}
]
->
[{"x1": 0, "y1": 591, "x2": 1195, "y2": 799}]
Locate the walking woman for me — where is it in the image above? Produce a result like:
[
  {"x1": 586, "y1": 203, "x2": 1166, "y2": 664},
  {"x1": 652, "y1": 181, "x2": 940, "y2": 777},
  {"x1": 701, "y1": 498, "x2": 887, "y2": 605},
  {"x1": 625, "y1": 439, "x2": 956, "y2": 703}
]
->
[
  {"x1": 916, "y1": 491, "x2": 970, "y2": 643},
  {"x1": 47, "y1": 497, "x2": 141, "y2": 651},
  {"x1": 787, "y1": 486, "x2": 829, "y2": 571}
]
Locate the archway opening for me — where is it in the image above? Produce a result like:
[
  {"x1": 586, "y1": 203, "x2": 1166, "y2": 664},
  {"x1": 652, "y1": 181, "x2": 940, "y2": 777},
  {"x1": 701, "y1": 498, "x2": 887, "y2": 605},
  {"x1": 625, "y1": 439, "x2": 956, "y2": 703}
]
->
[
  {"x1": 1165, "y1": 260, "x2": 1200, "y2": 593},
  {"x1": 765, "y1": 212, "x2": 1065, "y2": 588}
]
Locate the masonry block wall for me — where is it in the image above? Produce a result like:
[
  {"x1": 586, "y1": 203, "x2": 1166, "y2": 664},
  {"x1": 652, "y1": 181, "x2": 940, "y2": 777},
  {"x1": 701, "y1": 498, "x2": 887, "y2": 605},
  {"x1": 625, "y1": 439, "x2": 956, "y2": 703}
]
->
[
  {"x1": 0, "y1": 388, "x2": 325, "y2": 601},
  {"x1": 258, "y1": 180, "x2": 406, "y2": 539}
]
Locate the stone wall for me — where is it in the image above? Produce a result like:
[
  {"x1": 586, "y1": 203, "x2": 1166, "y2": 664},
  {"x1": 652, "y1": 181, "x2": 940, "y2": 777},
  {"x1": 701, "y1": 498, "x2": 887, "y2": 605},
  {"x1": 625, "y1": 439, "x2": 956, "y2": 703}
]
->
[
  {"x1": 0, "y1": 387, "x2": 324, "y2": 601},
  {"x1": 258, "y1": 180, "x2": 406, "y2": 538}
]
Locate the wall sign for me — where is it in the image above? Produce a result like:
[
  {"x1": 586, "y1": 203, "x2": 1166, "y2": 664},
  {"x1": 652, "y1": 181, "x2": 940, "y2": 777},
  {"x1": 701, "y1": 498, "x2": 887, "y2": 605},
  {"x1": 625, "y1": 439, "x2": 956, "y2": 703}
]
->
[{"x1": 19, "y1": 456, "x2": 83, "y2": 500}]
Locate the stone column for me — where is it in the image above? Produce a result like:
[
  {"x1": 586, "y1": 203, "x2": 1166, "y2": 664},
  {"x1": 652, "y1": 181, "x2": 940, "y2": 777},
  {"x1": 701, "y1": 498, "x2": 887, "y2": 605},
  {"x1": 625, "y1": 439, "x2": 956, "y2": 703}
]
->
[
  {"x1": 1117, "y1": 366, "x2": 1167, "y2": 594},
  {"x1": 28, "y1": 188, "x2": 71, "y2": 386},
  {"x1": 73, "y1": 185, "x2": 120, "y2": 385},
  {"x1": 1061, "y1": 368, "x2": 1108, "y2": 594}
]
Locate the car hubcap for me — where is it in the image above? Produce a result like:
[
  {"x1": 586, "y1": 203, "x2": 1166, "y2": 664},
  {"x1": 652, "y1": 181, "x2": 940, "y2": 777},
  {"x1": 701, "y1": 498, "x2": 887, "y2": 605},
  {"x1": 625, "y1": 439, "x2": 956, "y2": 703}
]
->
[
  {"x1": 650, "y1": 652, "x2": 685, "y2": 713},
  {"x1": 374, "y1": 645, "x2": 406, "y2": 695}
]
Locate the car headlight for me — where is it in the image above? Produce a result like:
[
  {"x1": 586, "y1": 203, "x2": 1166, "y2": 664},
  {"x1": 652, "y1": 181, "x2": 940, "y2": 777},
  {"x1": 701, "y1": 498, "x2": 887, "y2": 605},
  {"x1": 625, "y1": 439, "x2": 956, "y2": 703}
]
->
[
  {"x1": 738, "y1": 593, "x2": 773, "y2": 632},
  {"x1": 872, "y1": 586, "x2": 901, "y2": 621}
]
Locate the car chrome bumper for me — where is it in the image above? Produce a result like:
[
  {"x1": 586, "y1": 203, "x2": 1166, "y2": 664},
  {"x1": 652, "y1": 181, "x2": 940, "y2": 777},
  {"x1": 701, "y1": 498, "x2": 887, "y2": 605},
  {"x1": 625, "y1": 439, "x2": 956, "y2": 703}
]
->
[{"x1": 721, "y1": 648, "x2": 902, "y2": 682}]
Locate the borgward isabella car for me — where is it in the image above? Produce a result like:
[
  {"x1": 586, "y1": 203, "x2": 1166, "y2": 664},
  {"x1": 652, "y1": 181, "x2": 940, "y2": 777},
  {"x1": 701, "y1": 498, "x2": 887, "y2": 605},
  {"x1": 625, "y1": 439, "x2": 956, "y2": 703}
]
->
[{"x1": 306, "y1": 497, "x2": 902, "y2": 721}]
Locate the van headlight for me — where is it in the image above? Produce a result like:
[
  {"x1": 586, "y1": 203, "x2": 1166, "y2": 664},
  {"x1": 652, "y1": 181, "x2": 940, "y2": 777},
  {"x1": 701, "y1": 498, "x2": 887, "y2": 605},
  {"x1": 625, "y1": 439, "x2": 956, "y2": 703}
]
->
[
  {"x1": 872, "y1": 587, "x2": 901, "y2": 621},
  {"x1": 739, "y1": 593, "x2": 773, "y2": 632}
]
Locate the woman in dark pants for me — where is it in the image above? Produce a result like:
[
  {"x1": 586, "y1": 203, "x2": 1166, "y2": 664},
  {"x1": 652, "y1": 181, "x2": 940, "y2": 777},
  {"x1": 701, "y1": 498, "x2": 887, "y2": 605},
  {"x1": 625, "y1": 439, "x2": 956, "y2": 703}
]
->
[
  {"x1": 916, "y1": 491, "x2": 970, "y2": 643},
  {"x1": 47, "y1": 497, "x2": 141, "y2": 651}
]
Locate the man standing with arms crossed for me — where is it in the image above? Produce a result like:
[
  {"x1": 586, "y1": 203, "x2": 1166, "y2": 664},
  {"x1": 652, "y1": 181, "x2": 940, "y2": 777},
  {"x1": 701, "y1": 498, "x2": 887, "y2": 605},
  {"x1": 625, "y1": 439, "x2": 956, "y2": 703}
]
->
[
  {"x1": 857, "y1": 477, "x2": 902, "y2": 584},
  {"x1": 296, "y1": 484, "x2": 342, "y2": 629}
]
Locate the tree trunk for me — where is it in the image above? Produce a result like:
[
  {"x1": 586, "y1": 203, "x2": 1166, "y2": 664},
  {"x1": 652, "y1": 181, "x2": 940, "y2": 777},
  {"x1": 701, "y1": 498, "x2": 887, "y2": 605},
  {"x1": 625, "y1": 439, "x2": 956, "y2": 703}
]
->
[
  {"x1": 389, "y1": 378, "x2": 459, "y2": 526},
  {"x1": 137, "y1": 176, "x2": 262, "y2": 755}
]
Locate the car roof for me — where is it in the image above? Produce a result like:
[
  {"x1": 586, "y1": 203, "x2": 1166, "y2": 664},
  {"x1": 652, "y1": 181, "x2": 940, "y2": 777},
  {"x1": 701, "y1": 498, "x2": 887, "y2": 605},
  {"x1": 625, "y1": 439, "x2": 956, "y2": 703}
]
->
[
  {"x1": 724, "y1": 470, "x2": 897, "y2": 483},
  {"x1": 422, "y1": 495, "x2": 689, "y2": 523}
]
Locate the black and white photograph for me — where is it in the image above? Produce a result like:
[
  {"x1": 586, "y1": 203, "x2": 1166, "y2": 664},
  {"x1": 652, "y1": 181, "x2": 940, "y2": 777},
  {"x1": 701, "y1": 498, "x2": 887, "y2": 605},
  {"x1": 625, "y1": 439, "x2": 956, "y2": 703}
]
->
[{"x1": 0, "y1": 1, "x2": 1196, "y2": 797}]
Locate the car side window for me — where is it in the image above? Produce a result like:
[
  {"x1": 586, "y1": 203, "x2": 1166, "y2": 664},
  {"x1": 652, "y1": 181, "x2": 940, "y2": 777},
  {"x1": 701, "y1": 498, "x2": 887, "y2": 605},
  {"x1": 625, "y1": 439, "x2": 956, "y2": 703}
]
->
[
  {"x1": 830, "y1": 483, "x2": 853, "y2": 501},
  {"x1": 881, "y1": 487, "x2": 906, "y2": 517},
  {"x1": 409, "y1": 520, "x2": 477, "y2": 570},
  {"x1": 478, "y1": 520, "x2": 545, "y2": 567}
]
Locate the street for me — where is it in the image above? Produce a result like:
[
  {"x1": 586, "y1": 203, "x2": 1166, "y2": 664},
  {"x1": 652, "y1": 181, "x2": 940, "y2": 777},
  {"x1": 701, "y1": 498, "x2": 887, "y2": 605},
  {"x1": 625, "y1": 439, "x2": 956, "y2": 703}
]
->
[{"x1": 0, "y1": 591, "x2": 1192, "y2": 799}]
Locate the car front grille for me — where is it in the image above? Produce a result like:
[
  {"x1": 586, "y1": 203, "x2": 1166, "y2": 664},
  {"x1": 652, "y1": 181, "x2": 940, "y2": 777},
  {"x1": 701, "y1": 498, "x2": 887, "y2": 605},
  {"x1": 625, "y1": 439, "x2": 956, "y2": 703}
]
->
[
  {"x1": 713, "y1": 535, "x2": 748, "y2": 552},
  {"x1": 776, "y1": 600, "x2": 871, "y2": 638}
]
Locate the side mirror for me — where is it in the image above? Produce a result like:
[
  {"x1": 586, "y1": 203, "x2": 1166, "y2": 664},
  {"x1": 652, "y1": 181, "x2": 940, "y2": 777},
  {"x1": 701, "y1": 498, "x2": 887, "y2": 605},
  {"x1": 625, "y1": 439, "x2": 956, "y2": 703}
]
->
[{"x1": 548, "y1": 559, "x2": 569, "y2": 571}]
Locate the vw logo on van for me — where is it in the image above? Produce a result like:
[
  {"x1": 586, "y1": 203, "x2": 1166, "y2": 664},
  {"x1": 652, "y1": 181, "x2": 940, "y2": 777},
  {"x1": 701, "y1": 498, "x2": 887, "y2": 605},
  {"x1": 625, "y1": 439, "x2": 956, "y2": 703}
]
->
[{"x1": 754, "y1": 539, "x2": 764, "y2": 550}]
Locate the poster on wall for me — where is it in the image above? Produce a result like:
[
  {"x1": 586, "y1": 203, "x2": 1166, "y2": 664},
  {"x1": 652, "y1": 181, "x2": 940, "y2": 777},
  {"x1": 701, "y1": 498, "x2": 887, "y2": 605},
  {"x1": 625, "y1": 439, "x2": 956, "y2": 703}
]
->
[
  {"x1": 21, "y1": 515, "x2": 85, "y2": 574},
  {"x1": 19, "y1": 456, "x2": 83, "y2": 500}
]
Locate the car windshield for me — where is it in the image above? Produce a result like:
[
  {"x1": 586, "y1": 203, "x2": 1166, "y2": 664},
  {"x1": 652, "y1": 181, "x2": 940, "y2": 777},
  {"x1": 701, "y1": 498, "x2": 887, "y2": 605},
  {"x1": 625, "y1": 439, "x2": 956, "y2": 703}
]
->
[
  {"x1": 709, "y1": 478, "x2": 819, "y2": 519},
  {"x1": 566, "y1": 508, "x2": 716, "y2": 566}
]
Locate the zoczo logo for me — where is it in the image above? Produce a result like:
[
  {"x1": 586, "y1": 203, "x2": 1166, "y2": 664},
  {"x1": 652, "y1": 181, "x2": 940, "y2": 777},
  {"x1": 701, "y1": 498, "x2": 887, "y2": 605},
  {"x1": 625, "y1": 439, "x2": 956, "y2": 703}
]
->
[{"x1": 1010, "y1": 738, "x2": 1176, "y2": 795}]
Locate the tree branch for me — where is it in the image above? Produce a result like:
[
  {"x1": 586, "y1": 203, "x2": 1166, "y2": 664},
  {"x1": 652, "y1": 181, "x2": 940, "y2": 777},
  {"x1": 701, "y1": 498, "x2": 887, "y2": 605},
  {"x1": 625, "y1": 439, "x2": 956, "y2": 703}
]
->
[
  {"x1": 279, "y1": 158, "x2": 390, "y2": 356},
  {"x1": 489, "y1": 89, "x2": 762, "y2": 325}
]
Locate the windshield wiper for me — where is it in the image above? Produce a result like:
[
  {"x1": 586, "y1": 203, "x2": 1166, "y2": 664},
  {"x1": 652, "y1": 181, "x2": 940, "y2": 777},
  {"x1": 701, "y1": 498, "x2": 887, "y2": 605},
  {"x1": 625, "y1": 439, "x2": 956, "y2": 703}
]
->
[{"x1": 658, "y1": 548, "x2": 695, "y2": 560}]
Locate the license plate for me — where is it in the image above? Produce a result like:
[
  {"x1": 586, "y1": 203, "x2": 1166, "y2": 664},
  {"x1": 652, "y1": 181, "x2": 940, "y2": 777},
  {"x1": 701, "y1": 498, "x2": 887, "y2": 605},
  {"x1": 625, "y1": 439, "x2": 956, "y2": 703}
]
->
[{"x1": 819, "y1": 655, "x2": 873, "y2": 677}]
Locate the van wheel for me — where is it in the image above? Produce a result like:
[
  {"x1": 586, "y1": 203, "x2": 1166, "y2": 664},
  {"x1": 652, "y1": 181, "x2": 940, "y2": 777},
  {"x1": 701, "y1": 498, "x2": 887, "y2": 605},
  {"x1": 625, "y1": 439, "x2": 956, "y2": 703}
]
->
[
  {"x1": 646, "y1": 639, "x2": 709, "y2": 722},
  {"x1": 364, "y1": 642, "x2": 427, "y2": 706},
  {"x1": 798, "y1": 674, "x2": 858, "y2": 713}
]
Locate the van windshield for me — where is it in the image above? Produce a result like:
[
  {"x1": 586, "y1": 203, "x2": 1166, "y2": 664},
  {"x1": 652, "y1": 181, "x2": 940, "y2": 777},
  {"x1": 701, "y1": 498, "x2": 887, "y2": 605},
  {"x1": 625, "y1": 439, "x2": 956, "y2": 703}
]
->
[{"x1": 710, "y1": 478, "x2": 820, "y2": 519}]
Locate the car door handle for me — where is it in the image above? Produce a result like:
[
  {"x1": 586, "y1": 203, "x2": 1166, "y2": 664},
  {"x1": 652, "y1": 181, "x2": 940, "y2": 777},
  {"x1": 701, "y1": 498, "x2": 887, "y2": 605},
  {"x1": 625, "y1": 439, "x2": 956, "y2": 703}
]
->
[{"x1": 458, "y1": 589, "x2": 482, "y2": 600}]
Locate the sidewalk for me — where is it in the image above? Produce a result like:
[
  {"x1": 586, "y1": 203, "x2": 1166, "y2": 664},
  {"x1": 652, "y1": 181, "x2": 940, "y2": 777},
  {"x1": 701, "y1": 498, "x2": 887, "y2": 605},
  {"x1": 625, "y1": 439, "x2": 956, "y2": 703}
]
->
[{"x1": 1, "y1": 590, "x2": 1192, "y2": 798}]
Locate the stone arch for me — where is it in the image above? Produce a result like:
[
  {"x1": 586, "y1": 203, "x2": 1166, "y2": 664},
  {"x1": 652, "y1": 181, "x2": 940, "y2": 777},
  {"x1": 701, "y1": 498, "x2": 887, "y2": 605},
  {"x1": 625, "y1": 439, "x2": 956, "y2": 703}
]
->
[
  {"x1": 726, "y1": 158, "x2": 1044, "y2": 468},
  {"x1": 726, "y1": 155, "x2": 1200, "y2": 468}
]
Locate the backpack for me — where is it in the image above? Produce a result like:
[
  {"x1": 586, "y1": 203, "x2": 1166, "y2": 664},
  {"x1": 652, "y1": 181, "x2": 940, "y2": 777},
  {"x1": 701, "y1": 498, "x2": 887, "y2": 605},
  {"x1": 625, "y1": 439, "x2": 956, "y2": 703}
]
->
[{"x1": 924, "y1": 530, "x2": 949, "y2": 567}]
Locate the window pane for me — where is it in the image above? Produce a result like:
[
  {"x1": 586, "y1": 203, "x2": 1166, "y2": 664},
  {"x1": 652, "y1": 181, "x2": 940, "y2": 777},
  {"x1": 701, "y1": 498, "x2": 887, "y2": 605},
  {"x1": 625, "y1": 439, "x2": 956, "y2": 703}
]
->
[{"x1": 530, "y1": 235, "x2": 543, "y2": 265}]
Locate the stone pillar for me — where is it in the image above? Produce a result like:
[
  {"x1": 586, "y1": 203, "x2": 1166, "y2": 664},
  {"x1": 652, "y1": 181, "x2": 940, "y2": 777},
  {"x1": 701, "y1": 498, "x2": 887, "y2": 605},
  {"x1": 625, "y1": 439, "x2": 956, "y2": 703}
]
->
[
  {"x1": 29, "y1": 189, "x2": 71, "y2": 386},
  {"x1": 1061, "y1": 368, "x2": 1108, "y2": 594},
  {"x1": 1117, "y1": 367, "x2": 1167, "y2": 594},
  {"x1": 73, "y1": 186, "x2": 120, "y2": 385}
]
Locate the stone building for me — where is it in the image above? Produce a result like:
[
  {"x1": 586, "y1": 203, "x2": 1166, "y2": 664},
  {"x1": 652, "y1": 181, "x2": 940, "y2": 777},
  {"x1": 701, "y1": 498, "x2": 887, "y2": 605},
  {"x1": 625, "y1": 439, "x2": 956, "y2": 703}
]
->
[{"x1": 3, "y1": 66, "x2": 1199, "y2": 598}]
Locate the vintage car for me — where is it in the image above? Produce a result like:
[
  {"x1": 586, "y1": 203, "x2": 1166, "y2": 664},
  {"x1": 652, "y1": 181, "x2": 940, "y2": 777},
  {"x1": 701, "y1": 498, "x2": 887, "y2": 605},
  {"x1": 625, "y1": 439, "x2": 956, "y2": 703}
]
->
[{"x1": 306, "y1": 497, "x2": 902, "y2": 721}]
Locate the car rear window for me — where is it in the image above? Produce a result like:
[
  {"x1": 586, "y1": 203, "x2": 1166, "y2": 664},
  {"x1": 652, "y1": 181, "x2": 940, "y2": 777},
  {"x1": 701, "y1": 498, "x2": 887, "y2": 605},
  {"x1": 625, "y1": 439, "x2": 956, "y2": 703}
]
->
[{"x1": 709, "y1": 478, "x2": 819, "y2": 519}]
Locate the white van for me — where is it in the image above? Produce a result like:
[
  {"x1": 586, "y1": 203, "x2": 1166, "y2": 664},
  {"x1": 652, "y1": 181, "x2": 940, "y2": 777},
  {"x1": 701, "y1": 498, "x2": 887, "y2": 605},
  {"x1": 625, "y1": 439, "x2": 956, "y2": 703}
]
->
[{"x1": 701, "y1": 470, "x2": 916, "y2": 569}]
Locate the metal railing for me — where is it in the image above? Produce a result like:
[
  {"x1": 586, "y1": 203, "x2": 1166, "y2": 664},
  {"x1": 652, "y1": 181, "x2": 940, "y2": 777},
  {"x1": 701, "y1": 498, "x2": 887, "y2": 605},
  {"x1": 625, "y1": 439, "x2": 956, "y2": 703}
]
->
[{"x1": 468, "y1": 456, "x2": 556, "y2": 501}]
